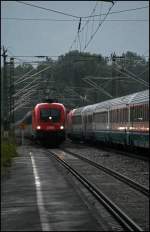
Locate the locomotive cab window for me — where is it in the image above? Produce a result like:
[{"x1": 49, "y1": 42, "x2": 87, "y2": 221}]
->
[{"x1": 40, "y1": 108, "x2": 61, "y2": 122}]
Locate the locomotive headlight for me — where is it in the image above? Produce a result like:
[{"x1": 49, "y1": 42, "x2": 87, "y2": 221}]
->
[
  {"x1": 37, "y1": 125, "x2": 41, "y2": 130},
  {"x1": 60, "y1": 125, "x2": 64, "y2": 130}
]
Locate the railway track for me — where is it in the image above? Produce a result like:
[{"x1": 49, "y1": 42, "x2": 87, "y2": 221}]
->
[
  {"x1": 62, "y1": 149, "x2": 149, "y2": 197},
  {"x1": 45, "y1": 149, "x2": 149, "y2": 231},
  {"x1": 62, "y1": 140, "x2": 149, "y2": 188},
  {"x1": 97, "y1": 145, "x2": 149, "y2": 162},
  {"x1": 67, "y1": 140, "x2": 149, "y2": 162}
]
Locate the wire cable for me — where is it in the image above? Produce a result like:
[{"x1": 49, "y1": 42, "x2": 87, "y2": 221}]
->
[
  {"x1": 15, "y1": 2, "x2": 148, "y2": 18},
  {"x1": 16, "y1": 1, "x2": 80, "y2": 19},
  {"x1": 14, "y1": 64, "x2": 53, "y2": 86},
  {"x1": 83, "y1": 5, "x2": 149, "y2": 18},
  {"x1": 83, "y1": 2, "x2": 115, "y2": 51},
  {"x1": 69, "y1": 1, "x2": 99, "y2": 51},
  {"x1": 2, "y1": 17, "x2": 148, "y2": 22}
]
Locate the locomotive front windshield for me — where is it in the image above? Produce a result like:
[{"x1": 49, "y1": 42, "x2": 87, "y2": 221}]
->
[{"x1": 40, "y1": 108, "x2": 61, "y2": 122}]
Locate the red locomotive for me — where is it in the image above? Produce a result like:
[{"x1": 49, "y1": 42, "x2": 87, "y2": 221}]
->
[{"x1": 32, "y1": 102, "x2": 66, "y2": 144}]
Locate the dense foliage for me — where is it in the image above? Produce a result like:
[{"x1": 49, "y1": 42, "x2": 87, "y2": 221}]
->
[
  {"x1": 1, "y1": 136, "x2": 18, "y2": 173},
  {"x1": 2, "y1": 50, "x2": 149, "y2": 121}
]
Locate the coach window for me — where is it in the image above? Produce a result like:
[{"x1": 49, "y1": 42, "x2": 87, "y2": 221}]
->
[
  {"x1": 111, "y1": 110, "x2": 115, "y2": 123},
  {"x1": 115, "y1": 110, "x2": 117, "y2": 122},
  {"x1": 112, "y1": 110, "x2": 114, "y2": 122},
  {"x1": 143, "y1": 104, "x2": 145, "y2": 120},
  {"x1": 144, "y1": 104, "x2": 146, "y2": 120},
  {"x1": 111, "y1": 110, "x2": 114, "y2": 122},
  {"x1": 110, "y1": 111, "x2": 112, "y2": 122},
  {"x1": 88, "y1": 114, "x2": 92, "y2": 124},
  {"x1": 94, "y1": 113, "x2": 98, "y2": 123},
  {"x1": 118, "y1": 109, "x2": 120, "y2": 123},
  {"x1": 121, "y1": 109, "x2": 123, "y2": 123},
  {"x1": 120, "y1": 109, "x2": 123, "y2": 123},
  {"x1": 110, "y1": 110, "x2": 113, "y2": 123},
  {"x1": 130, "y1": 107, "x2": 134, "y2": 122},
  {"x1": 117, "y1": 109, "x2": 119, "y2": 122},
  {"x1": 146, "y1": 104, "x2": 149, "y2": 120},
  {"x1": 114, "y1": 110, "x2": 116, "y2": 122},
  {"x1": 83, "y1": 115, "x2": 87, "y2": 124},
  {"x1": 145, "y1": 105, "x2": 147, "y2": 120},
  {"x1": 123, "y1": 108, "x2": 125, "y2": 122},
  {"x1": 134, "y1": 106, "x2": 137, "y2": 121}
]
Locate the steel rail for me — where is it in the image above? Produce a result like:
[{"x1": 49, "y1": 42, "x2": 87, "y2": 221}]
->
[
  {"x1": 47, "y1": 150, "x2": 143, "y2": 231},
  {"x1": 103, "y1": 146, "x2": 149, "y2": 162},
  {"x1": 62, "y1": 149, "x2": 149, "y2": 198}
]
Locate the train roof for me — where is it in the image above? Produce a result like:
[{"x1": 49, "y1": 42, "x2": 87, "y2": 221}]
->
[
  {"x1": 68, "y1": 90, "x2": 149, "y2": 115},
  {"x1": 34, "y1": 102, "x2": 65, "y2": 109},
  {"x1": 82, "y1": 89, "x2": 149, "y2": 113},
  {"x1": 127, "y1": 89, "x2": 149, "y2": 104},
  {"x1": 95, "y1": 89, "x2": 149, "y2": 110},
  {"x1": 72, "y1": 106, "x2": 85, "y2": 115}
]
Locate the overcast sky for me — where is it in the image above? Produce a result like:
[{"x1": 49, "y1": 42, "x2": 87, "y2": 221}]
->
[{"x1": 1, "y1": 1, "x2": 149, "y2": 63}]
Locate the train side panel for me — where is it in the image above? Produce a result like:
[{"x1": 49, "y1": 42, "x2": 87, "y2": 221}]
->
[{"x1": 67, "y1": 90, "x2": 149, "y2": 150}]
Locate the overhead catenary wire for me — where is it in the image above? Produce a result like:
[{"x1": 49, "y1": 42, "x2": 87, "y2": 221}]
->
[
  {"x1": 11, "y1": 99, "x2": 33, "y2": 113},
  {"x1": 15, "y1": 90, "x2": 36, "y2": 104},
  {"x1": 3, "y1": 2, "x2": 148, "y2": 113},
  {"x1": 16, "y1": 1, "x2": 80, "y2": 19},
  {"x1": 70, "y1": 1, "x2": 116, "y2": 52},
  {"x1": 6, "y1": 55, "x2": 149, "y2": 58},
  {"x1": 83, "y1": 2, "x2": 115, "y2": 52},
  {"x1": 14, "y1": 89, "x2": 36, "y2": 107},
  {"x1": 86, "y1": 1, "x2": 99, "y2": 48},
  {"x1": 14, "y1": 82, "x2": 40, "y2": 97},
  {"x1": 13, "y1": 63, "x2": 54, "y2": 111},
  {"x1": 15, "y1": 2, "x2": 148, "y2": 19},
  {"x1": 69, "y1": 1, "x2": 99, "y2": 51},
  {"x1": 14, "y1": 75, "x2": 41, "y2": 97},
  {"x1": 14, "y1": 68, "x2": 35, "y2": 84},
  {"x1": 14, "y1": 88, "x2": 39, "y2": 105},
  {"x1": 114, "y1": 66, "x2": 149, "y2": 87},
  {"x1": 84, "y1": 5, "x2": 149, "y2": 18},
  {"x1": 14, "y1": 64, "x2": 53, "y2": 86},
  {"x1": 2, "y1": 17, "x2": 148, "y2": 22}
]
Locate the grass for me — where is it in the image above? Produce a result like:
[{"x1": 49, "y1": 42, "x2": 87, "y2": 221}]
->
[{"x1": 1, "y1": 135, "x2": 18, "y2": 173}]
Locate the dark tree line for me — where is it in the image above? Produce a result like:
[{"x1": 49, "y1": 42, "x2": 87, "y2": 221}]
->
[{"x1": 1, "y1": 50, "x2": 149, "y2": 121}]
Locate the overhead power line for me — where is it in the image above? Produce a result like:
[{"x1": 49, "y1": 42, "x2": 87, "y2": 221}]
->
[
  {"x1": 70, "y1": 1, "x2": 115, "y2": 52},
  {"x1": 14, "y1": 64, "x2": 53, "y2": 86},
  {"x1": 15, "y1": 68, "x2": 35, "y2": 84},
  {"x1": 7, "y1": 55, "x2": 58, "y2": 57},
  {"x1": 15, "y1": 1, "x2": 148, "y2": 19},
  {"x1": 6, "y1": 54, "x2": 149, "y2": 60},
  {"x1": 85, "y1": 5, "x2": 149, "y2": 18},
  {"x1": 69, "y1": 1, "x2": 99, "y2": 52},
  {"x1": 16, "y1": 1, "x2": 79, "y2": 19},
  {"x1": 83, "y1": 2, "x2": 115, "y2": 51},
  {"x1": 1, "y1": 18, "x2": 148, "y2": 22}
]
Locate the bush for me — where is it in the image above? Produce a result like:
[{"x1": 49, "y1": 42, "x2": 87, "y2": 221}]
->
[{"x1": 1, "y1": 137, "x2": 18, "y2": 169}]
